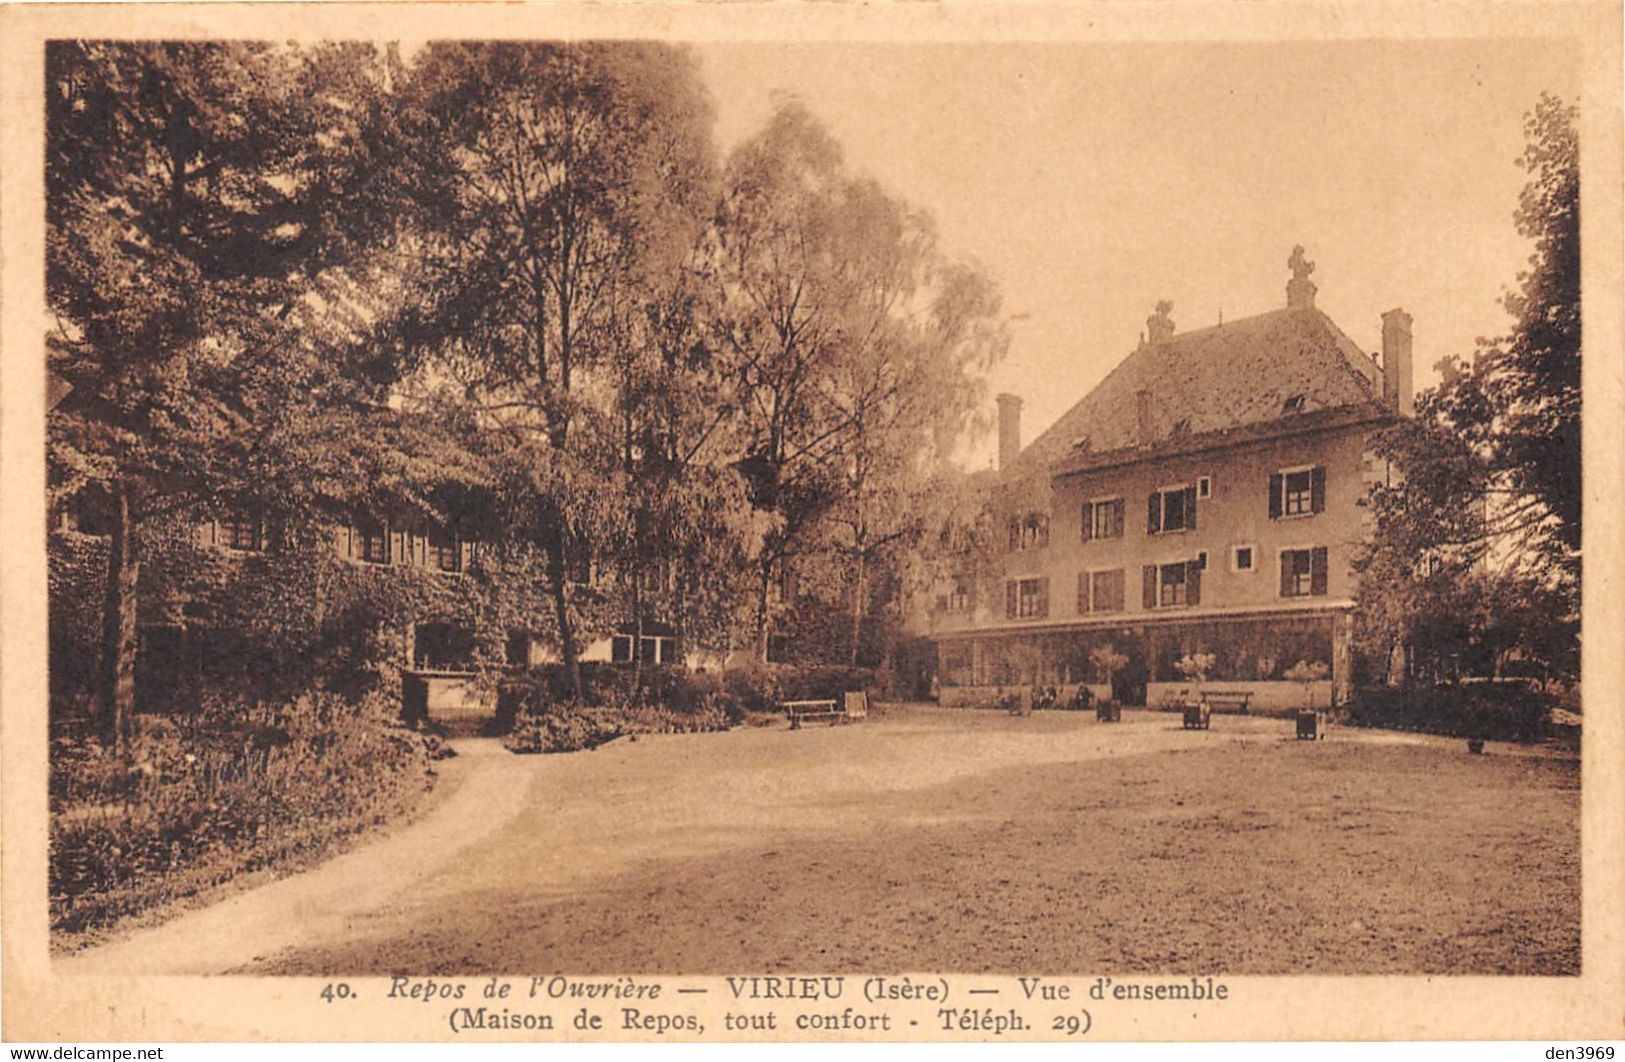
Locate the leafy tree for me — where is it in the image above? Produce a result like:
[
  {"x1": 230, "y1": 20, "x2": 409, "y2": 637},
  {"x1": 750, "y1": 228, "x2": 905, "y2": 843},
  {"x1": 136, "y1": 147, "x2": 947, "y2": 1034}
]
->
[
  {"x1": 718, "y1": 100, "x2": 1006, "y2": 663},
  {"x1": 391, "y1": 42, "x2": 718, "y2": 697},
  {"x1": 46, "y1": 41, "x2": 397, "y2": 748},
  {"x1": 1355, "y1": 93, "x2": 1579, "y2": 687}
]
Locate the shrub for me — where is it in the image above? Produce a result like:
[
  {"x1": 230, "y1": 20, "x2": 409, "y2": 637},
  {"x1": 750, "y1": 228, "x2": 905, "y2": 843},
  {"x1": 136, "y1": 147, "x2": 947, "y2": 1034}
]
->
[
  {"x1": 1347, "y1": 683, "x2": 1554, "y2": 743},
  {"x1": 504, "y1": 702, "x2": 731, "y2": 755},
  {"x1": 49, "y1": 688, "x2": 438, "y2": 937}
]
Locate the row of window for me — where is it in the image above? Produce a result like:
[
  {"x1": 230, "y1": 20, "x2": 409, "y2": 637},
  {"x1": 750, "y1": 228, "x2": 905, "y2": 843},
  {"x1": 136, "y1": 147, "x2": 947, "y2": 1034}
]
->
[
  {"x1": 998, "y1": 546, "x2": 1330, "y2": 620},
  {"x1": 202, "y1": 514, "x2": 473, "y2": 573},
  {"x1": 1008, "y1": 465, "x2": 1328, "y2": 552}
]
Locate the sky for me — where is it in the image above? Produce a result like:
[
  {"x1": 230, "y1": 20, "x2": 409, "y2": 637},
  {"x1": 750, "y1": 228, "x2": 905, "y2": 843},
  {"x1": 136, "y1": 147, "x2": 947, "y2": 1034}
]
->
[{"x1": 694, "y1": 39, "x2": 1581, "y2": 469}]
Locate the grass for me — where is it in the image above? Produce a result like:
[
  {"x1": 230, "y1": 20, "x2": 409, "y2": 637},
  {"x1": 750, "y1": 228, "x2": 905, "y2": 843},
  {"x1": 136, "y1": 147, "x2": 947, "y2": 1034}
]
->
[{"x1": 246, "y1": 709, "x2": 1579, "y2": 975}]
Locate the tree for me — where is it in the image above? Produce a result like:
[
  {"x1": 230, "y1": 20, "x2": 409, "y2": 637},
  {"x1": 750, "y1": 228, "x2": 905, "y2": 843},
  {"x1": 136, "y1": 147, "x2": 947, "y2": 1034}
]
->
[
  {"x1": 392, "y1": 42, "x2": 718, "y2": 697},
  {"x1": 718, "y1": 99, "x2": 1006, "y2": 663},
  {"x1": 46, "y1": 42, "x2": 397, "y2": 748},
  {"x1": 1355, "y1": 93, "x2": 1579, "y2": 687}
]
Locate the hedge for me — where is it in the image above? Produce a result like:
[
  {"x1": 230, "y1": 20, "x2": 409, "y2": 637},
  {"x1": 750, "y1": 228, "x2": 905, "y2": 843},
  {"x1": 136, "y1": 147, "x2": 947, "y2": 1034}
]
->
[{"x1": 1347, "y1": 683, "x2": 1554, "y2": 743}]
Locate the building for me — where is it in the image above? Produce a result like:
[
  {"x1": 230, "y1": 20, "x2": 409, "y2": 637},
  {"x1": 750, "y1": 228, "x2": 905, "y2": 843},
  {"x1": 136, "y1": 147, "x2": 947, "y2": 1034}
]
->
[{"x1": 925, "y1": 248, "x2": 1412, "y2": 711}]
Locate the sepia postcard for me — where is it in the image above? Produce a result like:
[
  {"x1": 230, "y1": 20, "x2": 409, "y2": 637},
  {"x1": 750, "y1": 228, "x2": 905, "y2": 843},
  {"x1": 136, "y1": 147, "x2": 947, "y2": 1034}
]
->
[{"x1": 1, "y1": 0, "x2": 1622, "y2": 1045}]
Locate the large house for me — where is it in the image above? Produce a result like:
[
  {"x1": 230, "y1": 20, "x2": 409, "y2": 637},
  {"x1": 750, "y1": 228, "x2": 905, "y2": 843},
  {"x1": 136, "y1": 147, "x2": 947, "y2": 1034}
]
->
[{"x1": 925, "y1": 248, "x2": 1412, "y2": 711}]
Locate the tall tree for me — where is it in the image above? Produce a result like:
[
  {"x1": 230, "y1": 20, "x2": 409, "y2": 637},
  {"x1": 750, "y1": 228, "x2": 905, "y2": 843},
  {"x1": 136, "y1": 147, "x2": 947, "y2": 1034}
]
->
[
  {"x1": 46, "y1": 41, "x2": 396, "y2": 748},
  {"x1": 1356, "y1": 93, "x2": 1580, "y2": 684},
  {"x1": 392, "y1": 43, "x2": 718, "y2": 696},
  {"x1": 719, "y1": 100, "x2": 1005, "y2": 664}
]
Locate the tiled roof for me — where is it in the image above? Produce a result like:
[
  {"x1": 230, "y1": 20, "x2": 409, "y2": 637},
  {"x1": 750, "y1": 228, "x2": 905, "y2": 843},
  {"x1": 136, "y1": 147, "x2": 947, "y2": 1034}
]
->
[{"x1": 1019, "y1": 306, "x2": 1388, "y2": 471}]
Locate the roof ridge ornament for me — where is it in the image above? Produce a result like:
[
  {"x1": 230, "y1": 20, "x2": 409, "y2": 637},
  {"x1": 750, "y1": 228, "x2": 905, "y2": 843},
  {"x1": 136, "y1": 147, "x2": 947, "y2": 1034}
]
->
[{"x1": 1286, "y1": 245, "x2": 1318, "y2": 310}]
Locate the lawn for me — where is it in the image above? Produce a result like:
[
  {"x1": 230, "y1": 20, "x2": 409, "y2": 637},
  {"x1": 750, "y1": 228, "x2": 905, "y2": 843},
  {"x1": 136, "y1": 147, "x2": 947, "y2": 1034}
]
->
[{"x1": 246, "y1": 709, "x2": 1580, "y2": 976}]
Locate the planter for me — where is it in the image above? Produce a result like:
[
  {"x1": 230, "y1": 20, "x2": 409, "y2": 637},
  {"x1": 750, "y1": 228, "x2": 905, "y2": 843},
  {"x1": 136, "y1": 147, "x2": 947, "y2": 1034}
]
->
[
  {"x1": 1296, "y1": 709, "x2": 1324, "y2": 741},
  {"x1": 1096, "y1": 701, "x2": 1122, "y2": 723}
]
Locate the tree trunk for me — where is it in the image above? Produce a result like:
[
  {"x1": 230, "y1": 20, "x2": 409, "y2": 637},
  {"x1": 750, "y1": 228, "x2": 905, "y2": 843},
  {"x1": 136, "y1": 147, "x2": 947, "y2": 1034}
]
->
[
  {"x1": 546, "y1": 536, "x2": 582, "y2": 701},
  {"x1": 848, "y1": 553, "x2": 866, "y2": 667},
  {"x1": 100, "y1": 478, "x2": 139, "y2": 753},
  {"x1": 754, "y1": 567, "x2": 773, "y2": 665}
]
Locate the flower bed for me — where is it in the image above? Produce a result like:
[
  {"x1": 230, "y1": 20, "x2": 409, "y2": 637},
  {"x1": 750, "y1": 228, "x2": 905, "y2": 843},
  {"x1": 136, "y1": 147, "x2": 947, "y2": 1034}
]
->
[{"x1": 50, "y1": 689, "x2": 443, "y2": 939}]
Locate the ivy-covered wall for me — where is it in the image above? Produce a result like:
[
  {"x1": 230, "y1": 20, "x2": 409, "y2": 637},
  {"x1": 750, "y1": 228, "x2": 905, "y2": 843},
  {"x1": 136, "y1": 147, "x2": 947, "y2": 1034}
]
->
[{"x1": 48, "y1": 518, "x2": 627, "y2": 714}]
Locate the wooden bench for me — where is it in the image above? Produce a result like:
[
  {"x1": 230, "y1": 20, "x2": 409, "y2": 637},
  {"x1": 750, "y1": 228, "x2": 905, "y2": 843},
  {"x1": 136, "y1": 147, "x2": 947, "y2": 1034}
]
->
[
  {"x1": 1200, "y1": 690, "x2": 1254, "y2": 715},
  {"x1": 1157, "y1": 688, "x2": 1195, "y2": 712},
  {"x1": 784, "y1": 699, "x2": 842, "y2": 729},
  {"x1": 785, "y1": 692, "x2": 868, "y2": 729}
]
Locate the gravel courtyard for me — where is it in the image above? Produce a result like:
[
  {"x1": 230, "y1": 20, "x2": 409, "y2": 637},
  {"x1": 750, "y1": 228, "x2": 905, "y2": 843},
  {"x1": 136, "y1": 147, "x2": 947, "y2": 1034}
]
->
[{"x1": 66, "y1": 707, "x2": 1580, "y2": 977}]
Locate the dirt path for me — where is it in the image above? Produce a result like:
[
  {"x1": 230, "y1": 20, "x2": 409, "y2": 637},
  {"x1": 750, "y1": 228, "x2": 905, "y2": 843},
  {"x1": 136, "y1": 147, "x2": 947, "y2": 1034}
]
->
[{"x1": 59, "y1": 709, "x2": 1549, "y2": 975}]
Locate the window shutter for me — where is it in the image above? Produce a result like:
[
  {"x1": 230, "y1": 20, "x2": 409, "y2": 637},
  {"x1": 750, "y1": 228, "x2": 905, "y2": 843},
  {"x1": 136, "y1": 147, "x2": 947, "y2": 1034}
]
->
[
  {"x1": 1310, "y1": 546, "x2": 1329, "y2": 595},
  {"x1": 1008, "y1": 517, "x2": 1020, "y2": 552},
  {"x1": 1184, "y1": 484, "x2": 1198, "y2": 530},
  {"x1": 1112, "y1": 498, "x2": 1125, "y2": 537},
  {"x1": 1006, "y1": 580, "x2": 1018, "y2": 619},
  {"x1": 1269, "y1": 473, "x2": 1283, "y2": 519},
  {"x1": 1147, "y1": 493, "x2": 1161, "y2": 534},
  {"x1": 1039, "y1": 516, "x2": 1050, "y2": 549},
  {"x1": 1037, "y1": 577, "x2": 1050, "y2": 618},
  {"x1": 1082, "y1": 501, "x2": 1094, "y2": 542},
  {"x1": 1142, "y1": 564, "x2": 1157, "y2": 609},
  {"x1": 390, "y1": 526, "x2": 405, "y2": 565},
  {"x1": 1310, "y1": 466, "x2": 1327, "y2": 514},
  {"x1": 1280, "y1": 551, "x2": 1294, "y2": 597},
  {"x1": 460, "y1": 539, "x2": 475, "y2": 571},
  {"x1": 1186, "y1": 559, "x2": 1202, "y2": 606},
  {"x1": 198, "y1": 520, "x2": 217, "y2": 548},
  {"x1": 1078, "y1": 571, "x2": 1091, "y2": 613}
]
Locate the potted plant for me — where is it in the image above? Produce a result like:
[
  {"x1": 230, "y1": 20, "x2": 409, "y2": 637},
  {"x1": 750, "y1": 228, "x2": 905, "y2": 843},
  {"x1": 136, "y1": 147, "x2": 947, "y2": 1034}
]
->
[
  {"x1": 1286, "y1": 659, "x2": 1331, "y2": 739},
  {"x1": 1175, "y1": 651, "x2": 1216, "y2": 728},
  {"x1": 1089, "y1": 644, "x2": 1128, "y2": 722}
]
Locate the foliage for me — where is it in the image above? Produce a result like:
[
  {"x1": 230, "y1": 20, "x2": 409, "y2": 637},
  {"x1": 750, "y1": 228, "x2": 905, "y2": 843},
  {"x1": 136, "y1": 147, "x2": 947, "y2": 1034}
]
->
[
  {"x1": 1090, "y1": 645, "x2": 1129, "y2": 685},
  {"x1": 719, "y1": 99, "x2": 1008, "y2": 663},
  {"x1": 1346, "y1": 684, "x2": 1553, "y2": 743},
  {"x1": 1356, "y1": 94, "x2": 1579, "y2": 687},
  {"x1": 50, "y1": 688, "x2": 437, "y2": 935},
  {"x1": 503, "y1": 702, "x2": 732, "y2": 755},
  {"x1": 1283, "y1": 659, "x2": 1330, "y2": 685},
  {"x1": 390, "y1": 43, "x2": 723, "y2": 697},
  {"x1": 47, "y1": 41, "x2": 404, "y2": 747},
  {"x1": 1175, "y1": 652, "x2": 1216, "y2": 684}
]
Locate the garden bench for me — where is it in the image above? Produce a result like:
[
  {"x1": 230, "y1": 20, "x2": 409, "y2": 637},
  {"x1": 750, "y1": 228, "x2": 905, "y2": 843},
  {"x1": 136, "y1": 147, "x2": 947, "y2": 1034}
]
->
[
  {"x1": 784, "y1": 698, "x2": 844, "y2": 729},
  {"x1": 1158, "y1": 688, "x2": 1195, "y2": 711},
  {"x1": 1200, "y1": 690, "x2": 1253, "y2": 715}
]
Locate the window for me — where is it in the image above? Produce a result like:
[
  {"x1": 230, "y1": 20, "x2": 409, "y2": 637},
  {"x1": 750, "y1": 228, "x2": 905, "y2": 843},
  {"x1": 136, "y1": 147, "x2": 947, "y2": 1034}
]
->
[
  {"x1": 1159, "y1": 563, "x2": 1187, "y2": 607},
  {"x1": 1148, "y1": 484, "x2": 1197, "y2": 534},
  {"x1": 1079, "y1": 568, "x2": 1125, "y2": 614},
  {"x1": 1279, "y1": 547, "x2": 1329, "y2": 597},
  {"x1": 1196, "y1": 475, "x2": 1211, "y2": 499},
  {"x1": 1082, "y1": 497, "x2": 1124, "y2": 542},
  {"x1": 1008, "y1": 513, "x2": 1050, "y2": 552},
  {"x1": 220, "y1": 512, "x2": 262, "y2": 552},
  {"x1": 358, "y1": 519, "x2": 389, "y2": 565},
  {"x1": 1270, "y1": 466, "x2": 1326, "y2": 519},
  {"x1": 1233, "y1": 545, "x2": 1255, "y2": 572},
  {"x1": 947, "y1": 578, "x2": 971, "y2": 612},
  {"x1": 1006, "y1": 577, "x2": 1049, "y2": 619},
  {"x1": 1142, "y1": 560, "x2": 1203, "y2": 609},
  {"x1": 429, "y1": 526, "x2": 461, "y2": 573}
]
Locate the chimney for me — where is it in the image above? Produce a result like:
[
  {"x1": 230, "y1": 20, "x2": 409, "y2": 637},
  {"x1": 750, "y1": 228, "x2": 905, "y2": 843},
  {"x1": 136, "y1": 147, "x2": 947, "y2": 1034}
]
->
[
  {"x1": 1135, "y1": 388, "x2": 1155, "y2": 446},
  {"x1": 1146, "y1": 300, "x2": 1175, "y2": 344},
  {"x1": 1381, "y1": 308, "x2": 1414, "y2": 416},
  {"x1": 1286, "y1": 244, "x2": 1317, "y2": 310},
  {"x1": 995, "y1": 392, "x2": 1023, "y2": 471}
]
